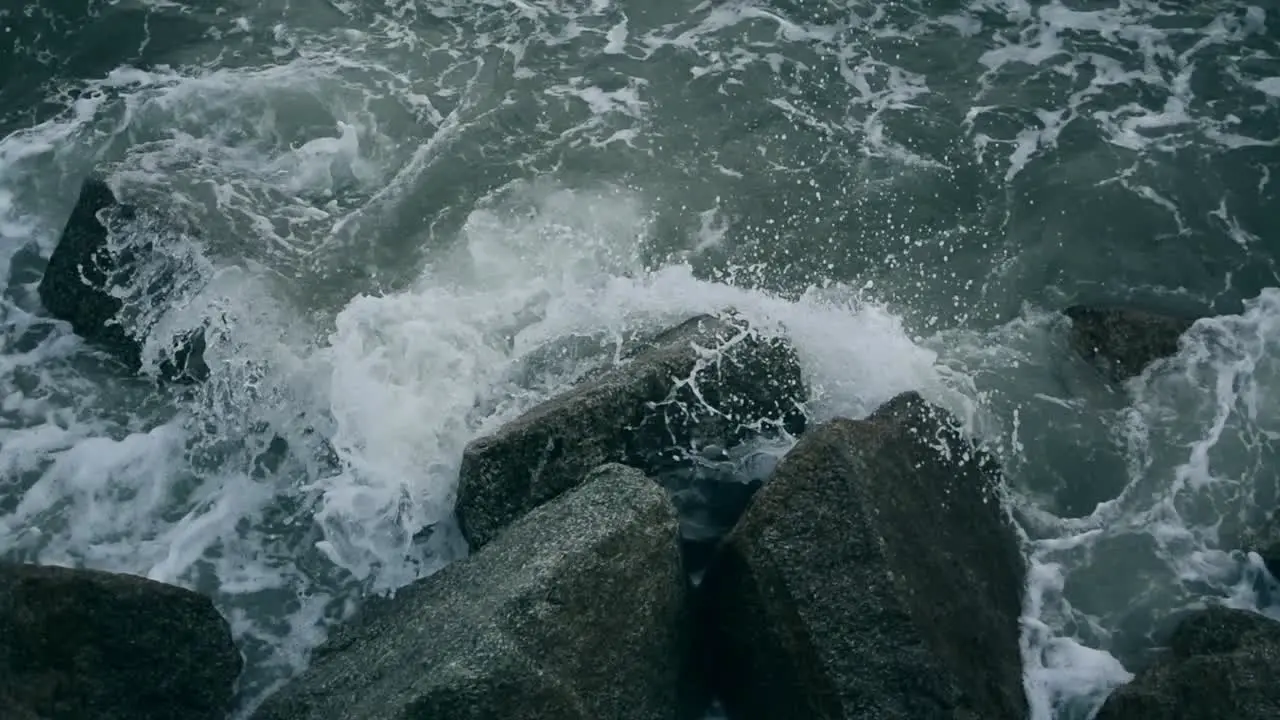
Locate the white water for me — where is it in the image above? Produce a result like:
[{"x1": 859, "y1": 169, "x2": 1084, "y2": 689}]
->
[
  {"x1": 934, "y1": 292, "x2": 1280, "y2": 718},
  {"x1": 2, "y1": 0, "x2": 1279, "y2": 717}
]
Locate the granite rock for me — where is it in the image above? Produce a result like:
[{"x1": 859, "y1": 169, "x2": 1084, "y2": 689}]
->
[
  {"x1": 1064, "y1": 305, "x2": 1197, "y2": 382},
  {"x1": 1094, "y1": 607, "x2": 1280, "y2": 720},
  {"x1": 701, "y1": 392, "x2": 1027, "y2": 720},
  {"x1": 255, "y1": 464, "x2": 700, "y2": 720},
  {"x1": 0, "y1": 562, "x2": 242, "y2": 720},
  {"x1": 456, "y1": 313, "x2": 806, "y2": 550}
]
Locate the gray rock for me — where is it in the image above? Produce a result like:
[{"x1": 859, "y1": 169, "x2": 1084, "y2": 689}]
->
[
  {"x1": 254, "y1": 464, "x2": 701, "y2": 720},
  {"x1": 1094, "y1": 607, "x2": 1280, "y2": 720},
  {"x1": 1064, "y1": 305, "x2": 1197, "y2": 382},
  {"x1": 456, "y1": 313, "x2": 806, "y2": 550},
  {"x1": 38, "y1": 175, "x2": 207, "y2": 382},
  {"x1": 700, "y1": 392, "x2": 1027, "y2": 720},
  {"x1": 0, "y1": 562, "x2": 242, "y2": 720}
]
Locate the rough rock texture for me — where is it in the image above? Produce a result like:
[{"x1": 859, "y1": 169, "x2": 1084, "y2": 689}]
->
[
  {"x1": 1241, "y1": 509, "x2": 1280, "y2": 579},
  {"x1": 1064, "y1": 305, "x2": 1197, "y2": 381},
  {"x1": 255, "y1": 464, "x2": 700, "y2": 720},
  {"x1": 0, "y1": 562, "x2": 242, "y2": 720},
  {"x1": 701, "y1": 392, "x2": 1027, "y2": 720},
  {"x1": 38, "y1": 175, "x2": 207, "y2": 382},
  {"x1": 1094, "y1": 607, "x2": 1280, "y2": 720},
  {"x1": 456, "y1": 313, "x2": 806, "y2": 550}
]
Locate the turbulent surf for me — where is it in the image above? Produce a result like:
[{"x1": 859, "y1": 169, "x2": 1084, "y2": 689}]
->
[{"x1": 1, "y1": 1, "x2": 1278, "y2": 717}]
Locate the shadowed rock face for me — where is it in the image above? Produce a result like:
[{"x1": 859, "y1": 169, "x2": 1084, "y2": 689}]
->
[
  {"x1": 1064, "y1": 305, "x2": 1197, "y2": 382},
  {"x1": 38, "y1": 175, "x2": 207, "y2": 382},
  {"x1": 254, "y1": 464, "x2": 702, "y2": 720},
  {"x1": 0, "y1": 563, "x2": 242, "y2": 720},
  {"x1": 700, "y1": 392, "x2": 1027, "y2": 720},
  {"x1": 456, "y1": 313, "x2": 807, "y2": 550},
  {"x1": 1094, "y1": 607, "x2": 1280, "y2": 720}
]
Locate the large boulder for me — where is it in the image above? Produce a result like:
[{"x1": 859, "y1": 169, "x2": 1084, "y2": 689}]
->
[
  {"x1": 1064, "y1": 305, "x2": 1197, "y2": 382},
  {"x1": 255, "y1": 464, "x2": 701, "y2": 720},
  {"x1": 1094, "y1": 607, "x2": 1280, "y2": 719},
  {"x1": 700, "y1": 392, "x2": 1028, "y2": 720},
  {"x1": 38, "y1": 175, "x2": 207, "y2": 382},
  {"x1": 0, "y1": 562, "x2": 242, "y2": 720},
  {"x1": 456, "y1": 313, "x2": 806, "y2": 550}
]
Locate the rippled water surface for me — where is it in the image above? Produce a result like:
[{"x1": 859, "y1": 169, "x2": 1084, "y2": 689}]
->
[{"x1": 2, "y1": 1, "x2": 1279, "y2": 716}]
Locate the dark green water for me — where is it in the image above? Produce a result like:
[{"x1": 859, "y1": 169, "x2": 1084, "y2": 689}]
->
[{"x1": 1, "y1": 1, "x2": 1279, "y2": 717}]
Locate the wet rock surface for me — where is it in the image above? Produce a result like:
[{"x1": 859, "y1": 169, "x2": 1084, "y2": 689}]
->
[
  {"x1": 456, "y1": 313, "x2": 806, "y2": 550},
  {"x1": 700, "y1": 392, "x2": 1027, "y2": 720},
  {"x1": 1094, "y1": 607, "x2": 1280, "y2": 720},
  {"x1": 255, "y1": 464, "x2": 700, "y2": 720},
  {"x1": 38, "y1": 175, "x2": 207, "y2": 382},
  {"x1": 0, "y1": 562, "x2": 242, "y2": 720},
  {"x1": 1064, "y1": 305, "x2": 1197, "y2": 382}
]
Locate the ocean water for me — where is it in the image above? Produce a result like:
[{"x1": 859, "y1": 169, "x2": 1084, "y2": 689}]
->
[{"x1": 1, "y1": 0, "x2": 1278, "y2": 717}]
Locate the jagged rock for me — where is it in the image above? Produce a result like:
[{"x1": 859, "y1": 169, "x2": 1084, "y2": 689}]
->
[
  {"x1": 456, "y1": 313, "x2": 806, "y2": 550},
  {"x1": 1094, "y1": 607, "x2": 1280, "y2": 720},
  {"x1": 1064, "y1": 305, "x2": 1197, "y2": 381},
  {"x1": 700, "y1": 392, "x2": 1027, "y2": 720},
  {"x1": 0, "y1": 563, "x2": 242, "y2": 720},
  {"x1": 38, "y1": 175, "x2": 207, "y2": 382},
  {"x1": 255, "y1": 464, "x2": 701, "y2": 720}
]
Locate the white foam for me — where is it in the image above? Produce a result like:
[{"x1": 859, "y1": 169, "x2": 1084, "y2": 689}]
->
[
  {"x1": 1005, "y1": 290, "x2": 1280, "y2": 718},
  {"x1": 1005, "y1": 108, "x2": 1067, "y2": 181},
  {"x1": 1, "y1": 423, "x2": 188, "y2": 566},
  {"x1": 297, "y1": 175, "x2": 952, "y2": 585},
  {"x1": 961, "y1": 0, "x2": 1280, "y2": 172},
  {"x1": 603, "y1": 17, "x2": 629, "y2": 55},
  {"x1": 265, "y1": 121, "x2": 377, "y2": 198}
]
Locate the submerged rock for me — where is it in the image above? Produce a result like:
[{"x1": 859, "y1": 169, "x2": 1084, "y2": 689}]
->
[
  {"x1": 1240, "y1": 509, "x2": 1280, "y2": 580},
  {"x1": 1094, "y1": 607, "x2": 1280, "y2": 720},
  {"x1": 701, "y1": 392, "x2": 1027, "y2": 720},
  {"x1": 0, "y1": 562, "x2": 241, "y2": 720},
  {"x1": 255, "y1": 464, "x2": 700, "y2": 720},
  {"x1": 456, "y1": 313, "x2": 806, "y2": 550},
  {"x1": 38, "y1": 175, "x2": 207, "y2": 382},
  {"x1": 1064, "y1": 305, "x2": 1197, "y2": 381}
]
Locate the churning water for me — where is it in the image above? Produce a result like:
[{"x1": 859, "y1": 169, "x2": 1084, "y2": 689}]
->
[{"x1": 2, "y1": 1, "x2": 1279, "y2": 717}]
